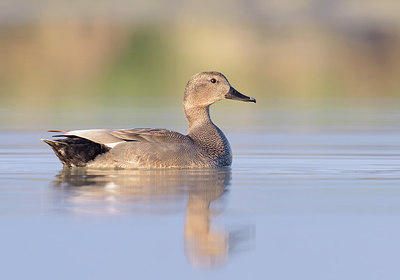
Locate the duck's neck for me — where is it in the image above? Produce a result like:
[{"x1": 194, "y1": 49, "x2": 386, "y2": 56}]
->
[
  {"x1": 185, "y1": 106, "x2": 231, "y2": 160},
  {"x1": 185, "y1": 106, "x2": 212, "y2": 133}
]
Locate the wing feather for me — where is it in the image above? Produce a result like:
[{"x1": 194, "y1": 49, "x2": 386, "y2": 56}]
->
[
  {"x1": 110, "y1": 128, "x2": 188, "y2": 143},
  {"x1": 50, "y1": 128, "x2": 189, "y2": 147}
]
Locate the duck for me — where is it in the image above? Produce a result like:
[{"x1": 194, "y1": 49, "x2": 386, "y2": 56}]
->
[{"x1": 42, "y1": 71, "x2": 256, "y2": 169}]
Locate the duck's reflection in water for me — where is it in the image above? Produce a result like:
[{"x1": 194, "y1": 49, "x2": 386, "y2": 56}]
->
[{"x1": 52, "y1": 168, "x2": 253, "y2": 268}]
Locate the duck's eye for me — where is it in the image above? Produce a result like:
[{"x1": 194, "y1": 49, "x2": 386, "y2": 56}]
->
[{"x1": 210, "y1": 78, "x2": 216, "y2": 83}]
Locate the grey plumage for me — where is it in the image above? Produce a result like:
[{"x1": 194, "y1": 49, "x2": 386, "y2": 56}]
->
[{"x1": 42, "y1": 71, "x2": 256, "y2": 169}]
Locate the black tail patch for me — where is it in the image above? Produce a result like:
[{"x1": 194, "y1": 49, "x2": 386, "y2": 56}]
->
[{"x1": 42, "y1": 137, "x2": 110, "y2": 167}]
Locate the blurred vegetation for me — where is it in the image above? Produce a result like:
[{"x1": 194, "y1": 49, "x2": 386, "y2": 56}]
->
[{"x1": 0, "y1": 0, "x2": 399, "y2": 109}]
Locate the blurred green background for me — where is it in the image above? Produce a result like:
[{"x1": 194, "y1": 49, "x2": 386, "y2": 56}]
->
[{"x1": 0, "y1": 0, "x2": 399, "y2": 112}]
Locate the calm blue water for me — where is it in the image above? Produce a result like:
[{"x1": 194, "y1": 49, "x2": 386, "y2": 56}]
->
[{"x1": 1, "y1": 102, "x2": 400, "y2": 279}]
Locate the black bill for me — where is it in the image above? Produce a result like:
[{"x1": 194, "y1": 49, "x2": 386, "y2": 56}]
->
[{"x1": 225, "y1": 87, "x2": 256, "y2": 103}]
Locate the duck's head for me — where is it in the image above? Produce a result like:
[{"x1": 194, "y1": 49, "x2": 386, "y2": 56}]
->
[{"x1": 183, "y1": 72, "x2": 256, "y2": 109}]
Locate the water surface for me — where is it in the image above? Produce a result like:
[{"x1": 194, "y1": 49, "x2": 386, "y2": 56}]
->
[{"x1": 1, "y1": 102, "x2": 400, "y2": 279}]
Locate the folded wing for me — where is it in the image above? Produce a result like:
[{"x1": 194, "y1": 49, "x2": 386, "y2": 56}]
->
[{"x1": 52, "y1": 128, "x2": 189, "y2": 148}]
